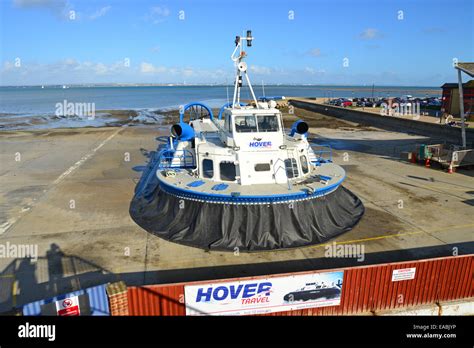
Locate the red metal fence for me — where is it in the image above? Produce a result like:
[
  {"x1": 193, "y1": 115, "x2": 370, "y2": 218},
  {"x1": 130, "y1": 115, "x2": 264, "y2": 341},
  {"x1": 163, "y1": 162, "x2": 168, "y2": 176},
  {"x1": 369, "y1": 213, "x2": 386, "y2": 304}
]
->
[{"x1": 127, "y1": 254, "x2": 473, "y2": 316}]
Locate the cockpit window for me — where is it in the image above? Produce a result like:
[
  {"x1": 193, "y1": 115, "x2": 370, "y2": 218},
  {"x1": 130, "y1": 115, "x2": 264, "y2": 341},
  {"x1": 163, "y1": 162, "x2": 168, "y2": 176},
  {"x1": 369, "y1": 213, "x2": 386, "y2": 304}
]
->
[
  {"x1": 257, "y1": 115, "x2": 279, "y2": 132},
  {"x1": 235, "y1": 115, "x2": 258, "y2": 132}
]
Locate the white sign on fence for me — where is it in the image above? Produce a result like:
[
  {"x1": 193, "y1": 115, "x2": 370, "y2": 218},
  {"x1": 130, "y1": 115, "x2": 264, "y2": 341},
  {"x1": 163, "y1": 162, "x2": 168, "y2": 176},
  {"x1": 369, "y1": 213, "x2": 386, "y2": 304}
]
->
[
  {"x1": 184, "y1": 271, "x2": 344, "y2": 316},
  {"x1": 55, "y1": 295, "x2": 80, "y2": 316},
  {"x1": 392, "y1": 267, "x2": 416, "y2": 282}
]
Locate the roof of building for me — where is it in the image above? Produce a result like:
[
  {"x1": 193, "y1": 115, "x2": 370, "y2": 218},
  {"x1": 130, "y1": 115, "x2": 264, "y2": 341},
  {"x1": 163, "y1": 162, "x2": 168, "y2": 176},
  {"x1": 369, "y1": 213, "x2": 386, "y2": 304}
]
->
[
  {"x1": 441, "y1": 79, "x2": 474, "y2": 89},
  {"x1": 455, "y1": 62, "x2": 474, "y2": 77}
]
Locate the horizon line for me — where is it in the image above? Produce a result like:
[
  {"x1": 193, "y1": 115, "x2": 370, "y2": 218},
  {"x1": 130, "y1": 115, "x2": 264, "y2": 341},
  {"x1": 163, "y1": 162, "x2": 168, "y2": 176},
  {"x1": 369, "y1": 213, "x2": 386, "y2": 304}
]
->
[{"x1": 0, "y1": 83, "x2": 444, "y2": 88}]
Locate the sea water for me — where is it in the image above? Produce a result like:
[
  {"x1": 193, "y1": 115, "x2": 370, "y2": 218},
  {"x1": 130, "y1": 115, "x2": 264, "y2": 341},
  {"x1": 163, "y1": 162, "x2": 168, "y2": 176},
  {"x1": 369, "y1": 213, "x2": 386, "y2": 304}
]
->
[{"x1": 0, "y1": 85, "x2": 441, "y2": 130}]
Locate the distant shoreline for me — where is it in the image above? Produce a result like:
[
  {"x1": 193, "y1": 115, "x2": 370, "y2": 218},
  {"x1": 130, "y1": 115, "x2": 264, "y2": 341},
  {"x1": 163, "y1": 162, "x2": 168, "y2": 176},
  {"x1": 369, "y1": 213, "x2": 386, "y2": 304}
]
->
[
  {"x1": 0, "y1": 85, "x2": 442, "y2": 117},
  {"x1": 0, "y1": 84, "x2": 443, "y2": 89}
]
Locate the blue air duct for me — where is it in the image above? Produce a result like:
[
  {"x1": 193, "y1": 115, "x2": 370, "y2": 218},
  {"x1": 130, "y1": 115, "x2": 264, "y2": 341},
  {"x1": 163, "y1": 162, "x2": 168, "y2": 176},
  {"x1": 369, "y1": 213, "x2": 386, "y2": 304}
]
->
[
  {"x1": 171, "y1": 122, "x2": 195, "y2": 141},
  {"x1": 290, "y1": 120, "x2": 309, "y2": 137}
]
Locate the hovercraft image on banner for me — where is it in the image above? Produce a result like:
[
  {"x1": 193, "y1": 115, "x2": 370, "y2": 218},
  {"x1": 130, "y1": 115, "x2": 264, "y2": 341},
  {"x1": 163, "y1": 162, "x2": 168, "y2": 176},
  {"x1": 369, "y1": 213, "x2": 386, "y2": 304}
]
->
[{"x1": 184, "y1": 271, "x2": 344, "y2": 316}]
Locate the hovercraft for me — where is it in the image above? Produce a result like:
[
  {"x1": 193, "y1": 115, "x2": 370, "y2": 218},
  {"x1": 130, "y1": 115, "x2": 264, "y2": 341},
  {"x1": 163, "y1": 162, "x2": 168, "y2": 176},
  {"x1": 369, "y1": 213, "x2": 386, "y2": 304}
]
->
[
  {"x1": 283, "y1": 280, "x2": 342, "y2": 302},
  {"x1": 130, "y1": 31, "x2": 364, "y2": 251}
]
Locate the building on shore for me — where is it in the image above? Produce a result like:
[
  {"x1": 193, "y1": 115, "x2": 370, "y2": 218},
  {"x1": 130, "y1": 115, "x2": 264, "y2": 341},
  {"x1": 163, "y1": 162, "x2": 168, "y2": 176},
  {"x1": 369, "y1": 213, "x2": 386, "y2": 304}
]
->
[{"x1": 441, "y1": 79, "x2": 474, "y2": 118}]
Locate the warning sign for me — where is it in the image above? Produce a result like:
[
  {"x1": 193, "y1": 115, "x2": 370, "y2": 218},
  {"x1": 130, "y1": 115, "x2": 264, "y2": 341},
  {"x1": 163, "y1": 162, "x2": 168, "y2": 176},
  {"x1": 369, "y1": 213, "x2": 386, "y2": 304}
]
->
[
  {"x1": 392, "y1": 267, "x2": 416, "y2": 282},
  {"x1": 55, "y1": 296, "x2": 80, "y2": 316}
]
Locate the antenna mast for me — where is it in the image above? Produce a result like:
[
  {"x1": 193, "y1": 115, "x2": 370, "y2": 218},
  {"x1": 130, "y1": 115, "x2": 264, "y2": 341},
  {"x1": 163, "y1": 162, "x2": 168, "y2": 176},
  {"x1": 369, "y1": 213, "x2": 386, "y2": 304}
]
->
[{"x1": 230, "y1": 30, "x2": 259, "y2": 109}]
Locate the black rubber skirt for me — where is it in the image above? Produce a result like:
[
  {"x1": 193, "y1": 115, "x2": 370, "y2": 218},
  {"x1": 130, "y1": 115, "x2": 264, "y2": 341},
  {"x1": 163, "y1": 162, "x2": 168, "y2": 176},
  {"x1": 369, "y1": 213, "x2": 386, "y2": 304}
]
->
[{"x1": 130, "y1": 157, "x2": 365, "y2": 251}]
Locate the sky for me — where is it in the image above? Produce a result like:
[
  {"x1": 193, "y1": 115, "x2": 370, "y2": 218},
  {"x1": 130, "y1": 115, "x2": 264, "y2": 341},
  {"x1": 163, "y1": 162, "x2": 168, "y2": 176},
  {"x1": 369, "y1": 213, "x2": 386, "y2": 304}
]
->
[{"x1": 0, "y1": 0, "x2": 473, "y2": 86}]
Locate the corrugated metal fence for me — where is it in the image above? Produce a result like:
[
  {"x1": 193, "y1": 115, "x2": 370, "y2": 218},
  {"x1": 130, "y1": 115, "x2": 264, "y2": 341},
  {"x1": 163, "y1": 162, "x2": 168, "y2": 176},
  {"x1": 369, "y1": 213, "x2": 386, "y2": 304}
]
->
[
  {"x1": 127, "y1": 255, "x2": 473, "y2": 316},
  {"x1": 22, "y1": 284, "x2": 110, "y2": 316}
]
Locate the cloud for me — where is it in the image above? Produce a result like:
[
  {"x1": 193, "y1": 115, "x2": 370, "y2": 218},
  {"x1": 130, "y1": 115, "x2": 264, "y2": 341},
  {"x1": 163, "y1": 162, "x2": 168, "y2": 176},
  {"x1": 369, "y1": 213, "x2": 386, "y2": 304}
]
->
[
  {"x1": 304, "y1": 67, "x2": 326, "y2": 75},
  {"x1": 0, "y1": 58, "x2": 237, "y2": 85},
  {"x1": 13, "y1": 0, "x2": 73, "y2": 19},
  {"x1": 150, "y1": 46, "x2": 160, "y2": 53},
  {"x1": 307, "y1": 48, "x2": 322, "y2": 57},
  {"x1": 89, "y1": 6, "x2": 111, "y2": 20},
  {"x1": 0, "y1": 59, "x2": 450, "y2": 86},
  {"x1": 0, "y1": 59, "x2": 135, "y2": 84},
  {"x1": 2, "y1": 61, "x2": 17, "y2": 72},
  {"x1": 366, "y1": 44, "x2": 380, "y2": 50},
  {"x1": 359, "y1": 28, "x2": 383, "y2": 40},
  {"x1": 182, "y1": 68, "x2": 194, "y2": 77},
  {"x1": 140, "y1": 62, "x2": 167, "y2": 74},
  {"x1": 93, "y1": 63, "x2": 108, "y2": 75},
  {"x1": 140, "y1": 63, "x2": 198, "y2": 78},
  {"x1": 148, "y1": 6, "x2": 170, "y2": 24},
  {"x1": 250, "y1": 65, "x2": 272, "y2": 75},
  {"x1": 422, "y1": 27, "x2": 446, "y2": 34},
  {"x1": 13, "y1": 0, "x2": 66, "y2": 8}
]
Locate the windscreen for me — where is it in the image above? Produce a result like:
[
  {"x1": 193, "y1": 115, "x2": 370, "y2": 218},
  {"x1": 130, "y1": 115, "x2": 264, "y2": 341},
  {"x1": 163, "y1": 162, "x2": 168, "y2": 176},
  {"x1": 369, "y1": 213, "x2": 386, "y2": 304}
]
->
[
  {"x1": 235, "y1": 115, "x2": 257, "y2": 132},
  {"x1": 257, "y1": 115, "x2": 279, "y2": 132},
  {"x1": 234, "y1": 114, "x2": 279, "y2": 132}
]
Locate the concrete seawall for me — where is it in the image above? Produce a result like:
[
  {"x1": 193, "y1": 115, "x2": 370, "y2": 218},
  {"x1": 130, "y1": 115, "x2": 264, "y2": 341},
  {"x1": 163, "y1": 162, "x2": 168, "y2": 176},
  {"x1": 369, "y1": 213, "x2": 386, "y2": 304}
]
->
[{"x1": 290, "y1": 99, "x2": 474, "y2": 146}]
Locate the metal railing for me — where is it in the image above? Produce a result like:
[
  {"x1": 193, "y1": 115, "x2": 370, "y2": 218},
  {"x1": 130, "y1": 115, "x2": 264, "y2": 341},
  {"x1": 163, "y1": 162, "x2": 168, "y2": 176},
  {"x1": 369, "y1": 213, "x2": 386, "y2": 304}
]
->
[
  {"x1": 309, "y1": 144, "x2": 333, "y2": 164},
  {"x1": 157, "y1": 148, "x2": 196, "y2": 169},
  {"x1": 286, "y1": 149, "x2": 299, "y2": 179}
]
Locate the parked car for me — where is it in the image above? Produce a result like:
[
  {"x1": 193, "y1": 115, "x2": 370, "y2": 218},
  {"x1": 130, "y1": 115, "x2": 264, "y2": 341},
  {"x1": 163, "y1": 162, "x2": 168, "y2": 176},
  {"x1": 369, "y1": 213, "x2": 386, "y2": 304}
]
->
[
  {"x1": 428, "y1": 100, "x2": 441, "y2": 107},
  {"x1": 356, "y1": 98, "x2": 374, "y2": 107},
  {"x1": 374, "y1": 98, "x2": 387, "y2": 107},
  {"x1": 341, "y1": 99, "x2": 352, "y2": 107}
]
